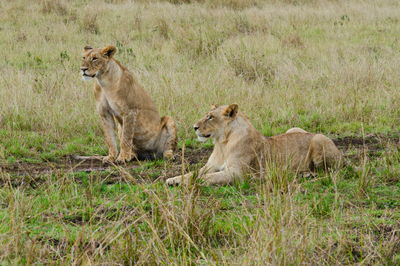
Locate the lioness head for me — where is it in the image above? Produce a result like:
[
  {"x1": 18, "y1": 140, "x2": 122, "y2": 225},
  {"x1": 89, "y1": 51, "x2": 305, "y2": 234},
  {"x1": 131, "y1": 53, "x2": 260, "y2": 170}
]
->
[
  {"x1": 193, "y1": 104, "x2": 239, "y2": 142},
  {"x1": 80, "y1": 45, "x2": 117, "y2": 80}
]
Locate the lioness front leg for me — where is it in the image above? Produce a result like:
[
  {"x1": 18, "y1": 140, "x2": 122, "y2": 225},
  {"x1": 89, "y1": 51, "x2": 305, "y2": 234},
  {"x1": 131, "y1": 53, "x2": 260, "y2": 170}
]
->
[
  {"x1": 99, "y1": 112, "x2": 118, "y2": 163},
  {"x1": 166, "y1": 165, "x2": 241, "y2": 186},
  {"x1": 166, "y1": 170, "x2": 239, "y2": 186},
  {"x1": 116, "y1": 111, "x2": 137, "y2": 163},
  {"x1": 202, "y1": 169, "x2": 241, "y2": 185},
  {"x1": 166, "y1": 165, "x2": 216, "y2": 185}
]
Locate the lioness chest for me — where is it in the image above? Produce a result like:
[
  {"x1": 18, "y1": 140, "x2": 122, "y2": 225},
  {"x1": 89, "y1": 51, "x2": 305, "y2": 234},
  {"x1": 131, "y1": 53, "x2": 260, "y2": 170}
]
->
[
  {"x1": 98, "y1": 86, "x2": 124, "y2": 118},
  {"x1": 106, "y1": 100, "x2": 122, "y2": 121}
]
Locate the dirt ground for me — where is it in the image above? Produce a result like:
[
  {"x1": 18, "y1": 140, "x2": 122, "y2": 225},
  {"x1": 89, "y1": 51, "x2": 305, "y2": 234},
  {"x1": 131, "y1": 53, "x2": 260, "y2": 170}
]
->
[{"x1": 0, "y1": 134, "x2": 398, "y2": 187}]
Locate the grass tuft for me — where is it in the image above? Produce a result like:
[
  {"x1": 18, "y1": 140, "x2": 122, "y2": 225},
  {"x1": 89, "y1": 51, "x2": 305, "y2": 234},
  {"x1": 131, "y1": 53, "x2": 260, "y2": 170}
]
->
[{"x1": 40, "y1": 0, "x2": 68, "y2": 16}]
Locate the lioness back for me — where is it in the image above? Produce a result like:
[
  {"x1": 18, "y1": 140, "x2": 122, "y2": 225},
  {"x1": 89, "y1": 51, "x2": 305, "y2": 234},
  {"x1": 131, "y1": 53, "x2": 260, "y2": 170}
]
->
[
  {"x1": 286, "y1": 127, "x2": 308, "y2": 134},
  {"x1": 266, "y1": 132, "x2": 342, "y2": 171}
]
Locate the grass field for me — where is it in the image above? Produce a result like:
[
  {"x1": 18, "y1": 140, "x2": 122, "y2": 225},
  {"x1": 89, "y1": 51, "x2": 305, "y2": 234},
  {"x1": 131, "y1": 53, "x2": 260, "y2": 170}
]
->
[{"x1": 0, "y1": 0, "x2": 399, "y2": 264}]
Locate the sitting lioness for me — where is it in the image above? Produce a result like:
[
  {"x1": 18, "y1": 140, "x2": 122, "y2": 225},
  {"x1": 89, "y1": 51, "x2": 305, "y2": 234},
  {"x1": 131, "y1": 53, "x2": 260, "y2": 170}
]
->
[
  {"x1": 80, "y1": 45, "x2": 177, "y2": 163},
  {"x1": 166, "y1": 104, "x2": 342, "y2": 185}
]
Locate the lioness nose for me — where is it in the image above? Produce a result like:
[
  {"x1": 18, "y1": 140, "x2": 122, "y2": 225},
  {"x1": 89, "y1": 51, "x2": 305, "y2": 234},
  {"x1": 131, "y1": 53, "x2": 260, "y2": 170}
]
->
[
  {"x1": 193, "y1": 125, "x2": 199, "y2": 131},
  {"x1": 80, "y1": 67, "x2": 88, "y2": 71}
]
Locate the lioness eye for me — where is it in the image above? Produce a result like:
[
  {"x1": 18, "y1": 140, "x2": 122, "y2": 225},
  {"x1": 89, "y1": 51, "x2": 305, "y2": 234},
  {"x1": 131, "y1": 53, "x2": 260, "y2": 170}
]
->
[
  {"x1": 82, "y1": 57, "x2": 85, "y2": 60},
  {"x1": 207, "y1": 115, "x2": 213, "y2": 120},
  {"x1": 92, "y1": 57, "x2": 97, "y2": 61}
]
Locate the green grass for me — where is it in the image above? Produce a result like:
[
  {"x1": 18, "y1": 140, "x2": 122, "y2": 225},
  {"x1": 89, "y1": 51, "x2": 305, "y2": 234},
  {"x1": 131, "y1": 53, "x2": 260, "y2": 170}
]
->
[{"x1": 0, "y1": 151, "x2": 399, "y2": 263}]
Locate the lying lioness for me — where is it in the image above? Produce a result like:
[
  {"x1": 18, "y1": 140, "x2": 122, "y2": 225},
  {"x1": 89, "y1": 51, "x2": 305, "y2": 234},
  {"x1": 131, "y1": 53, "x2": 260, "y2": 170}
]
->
[
  {"x1": 81, "y1": 45, "x2": 177, "y2": 163},
  {"x1": 166, "y1": 104, "x2": 342, "y2": 185}
]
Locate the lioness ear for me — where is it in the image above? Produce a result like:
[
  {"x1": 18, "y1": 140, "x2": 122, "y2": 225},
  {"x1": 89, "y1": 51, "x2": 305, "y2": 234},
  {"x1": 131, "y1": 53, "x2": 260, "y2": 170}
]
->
[
  {"x1": 83, "y1": 46, "x2": 93, "y2": 51},
  {"x1": 102, "y1": 45, "x2": 117, "y2": 58},
  {"x1": 223, "y1": 104, "x2": 239, "y2": 118},
  {"x1": 210, "y1": 104, "x2": 218, "y2": 110}
]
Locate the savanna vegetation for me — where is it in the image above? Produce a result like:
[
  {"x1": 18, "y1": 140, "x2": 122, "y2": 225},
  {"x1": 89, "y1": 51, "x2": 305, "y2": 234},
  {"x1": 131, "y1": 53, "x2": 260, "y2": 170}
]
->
[{"x1": 0, "y1": 0, "x2": 399, "y2": 264}]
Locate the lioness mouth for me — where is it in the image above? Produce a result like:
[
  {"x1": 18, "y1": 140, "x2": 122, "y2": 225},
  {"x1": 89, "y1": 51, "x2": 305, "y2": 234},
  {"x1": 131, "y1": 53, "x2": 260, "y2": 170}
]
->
[
  {"x1": 83, "y1": 73, "x2": 95, "y2": 78},
  {"x1": 198, "y1": 134, "x2": 211, "y2": 138}
]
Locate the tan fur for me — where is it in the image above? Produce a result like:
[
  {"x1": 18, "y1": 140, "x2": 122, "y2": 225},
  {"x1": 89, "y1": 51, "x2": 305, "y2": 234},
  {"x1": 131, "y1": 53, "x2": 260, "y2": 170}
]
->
[
  {"x1": 166, "y1": 104, "x2": 342, "y2": 186},
  {"x1": 81, "y1": 45, "x2": 177, "y2": 163},
  {"x1": 286, "y1": 127, "x2": 308, "y2": 134}
]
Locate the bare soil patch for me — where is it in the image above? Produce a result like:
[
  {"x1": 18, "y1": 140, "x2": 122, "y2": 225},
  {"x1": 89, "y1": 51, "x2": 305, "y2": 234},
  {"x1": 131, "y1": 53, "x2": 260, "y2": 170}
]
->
[
  {"x1": 0, "y1": 134, "x2": 398, "y2": 186},
  {"x1": 334, "y1": 133, "x2": 399, "y2": 150},
  {"x1": 0, "y1": 147, "x2": 212, "y2": 187},
  {"x1": 334, "y1": 133, "x2": 399, "y2": 160}
]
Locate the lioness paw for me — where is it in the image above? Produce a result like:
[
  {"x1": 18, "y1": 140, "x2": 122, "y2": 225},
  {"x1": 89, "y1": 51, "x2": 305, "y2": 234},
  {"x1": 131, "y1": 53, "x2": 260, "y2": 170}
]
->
[
  {"x1": 166, "y1": 177, "x2": 181, "y2": 186},
  {"x1": 102, "y1": 155, "x2": 116, "y2": 164},
  {"x1": 116, "y1": 152, "x2": 135, "y2": 164},
  {"x1": 163, "y1": 150, "x2": 175, "y2": 161}
]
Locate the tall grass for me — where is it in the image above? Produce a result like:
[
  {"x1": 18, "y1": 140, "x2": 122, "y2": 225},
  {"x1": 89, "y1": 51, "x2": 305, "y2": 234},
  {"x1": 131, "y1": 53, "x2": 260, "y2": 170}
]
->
[
  {"x1": 0, "y1": 161, "x2": 398, "y2": 264},
  {"x1": 1, "y1": 0, "x2": 400, "y2": 144}
]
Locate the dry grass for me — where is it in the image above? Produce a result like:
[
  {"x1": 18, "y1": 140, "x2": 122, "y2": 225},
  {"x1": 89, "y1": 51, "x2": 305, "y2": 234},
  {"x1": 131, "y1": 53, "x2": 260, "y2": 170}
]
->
[
  {"x1": 40, "y1": 0, "x2": 68, "y2": 16},
  {"x1": 0, "y1": 0, "x2": 399, "y2": 264},
  {"x1": 1, "y1": 0, "x2": 399, "y2": 143}
]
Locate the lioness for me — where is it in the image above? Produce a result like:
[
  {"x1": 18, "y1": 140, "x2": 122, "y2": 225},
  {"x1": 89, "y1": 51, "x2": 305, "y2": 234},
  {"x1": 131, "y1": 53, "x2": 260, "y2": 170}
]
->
[
  {"x1": 166, "y1": 104, "x2": 342, "y2": 185},
  {"x1": 81, "y1": 45, "x2": 177, "y2": 163}
]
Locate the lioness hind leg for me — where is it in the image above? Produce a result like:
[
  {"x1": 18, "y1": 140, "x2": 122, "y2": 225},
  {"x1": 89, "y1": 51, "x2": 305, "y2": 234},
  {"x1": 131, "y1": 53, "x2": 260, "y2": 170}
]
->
[
  {"x1": 309, "y1": 134, "x2": 343, "y2": 170},
  {"x1": 159, "y1": 116, "x2": 177, "y2": 160}
]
